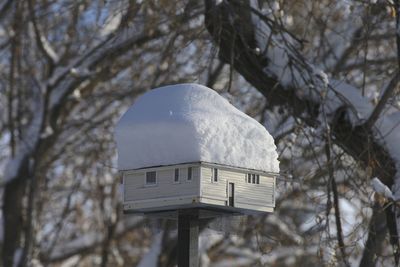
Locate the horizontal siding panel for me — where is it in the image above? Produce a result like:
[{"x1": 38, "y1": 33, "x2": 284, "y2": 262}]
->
[
  {"x1": 200, "y1": 197, "x2": 226, "y2": 206},
  {"x1": 237, "y1": 196, "x2": 274, "y2": 205},
  {"x1": 200, "y1": 166, "x2": 275, "y2": 209},
  {"x1": 124, "y1": 167, "x2": 200, "y2": 202},
  {"x1": 235, "y1": 202, "x2": 274, "y2": 211},
  {"x1": 235, "y1": 187, "x2": 273, "y2": 192},
  {"x1": 123, "y1": 165, "x2": 276, "y2": 209}
]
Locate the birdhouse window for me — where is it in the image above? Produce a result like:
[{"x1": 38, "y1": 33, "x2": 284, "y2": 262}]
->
[
  {"x1": 247, "y1": 173, "x2": 260, "y2": 184},
  {"x1": 212, "y1": 168, "x2": 218, "y2": 182},
  {"x1": 174, "y1": 168, "x2": 179, "y2": 183},
  {"x1": 187, "y1": 167, "x2": 192, "y2": 181},
  {"x1": 145, "y1": 171, "x2": 157, "y2": 186}
]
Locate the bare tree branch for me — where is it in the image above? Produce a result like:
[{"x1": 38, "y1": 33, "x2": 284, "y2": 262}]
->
[
  {"x1": 204, "y1": 1, "x2": 398, "y2": 264},
  {"x1": 325, "y1": 139, "x2": 349, "y2": 267},
  {"x1": 365, "y1": 72, "x2": 400, "y2": 129},
  {"x1": 28, "y1": 0, "x2": 58, "y2": 70}
]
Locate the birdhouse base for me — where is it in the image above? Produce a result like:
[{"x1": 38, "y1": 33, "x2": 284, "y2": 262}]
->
[{"x1": 123, "y1": 203, "x2": 272, "y2": 219}]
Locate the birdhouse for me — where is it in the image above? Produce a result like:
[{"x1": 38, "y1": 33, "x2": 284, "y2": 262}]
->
[{"x1": 115, "y1": 84, "x2": 279, "y2": 218}]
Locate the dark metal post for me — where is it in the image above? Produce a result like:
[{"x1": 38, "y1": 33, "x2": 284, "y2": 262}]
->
[{"x1": 178, "y1": 210, "x2": 199, "y2": 267}]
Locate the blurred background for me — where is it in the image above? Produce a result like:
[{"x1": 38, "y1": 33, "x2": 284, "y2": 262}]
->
[{"x1": 1, "y1": 0, "x2": 400, "y2": 266}]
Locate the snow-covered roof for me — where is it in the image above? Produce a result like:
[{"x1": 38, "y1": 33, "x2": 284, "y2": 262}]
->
[{"x1": 115, "y1": 83, "x2": 279, "y2": 173}]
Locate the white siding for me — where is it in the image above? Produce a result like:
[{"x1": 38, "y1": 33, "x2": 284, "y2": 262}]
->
[
  {"x1": 124, "y1": 165, "x2": 200, "y2": 202},
  {"x1": 200, "y1": 167, "x2": 227, "y2": 204},
  {"x1": 123, "y1": 162, "x2": 276, "y2": 214},
  {"x1": 200, "y1": 166, "x2": 275, "y2": 209}
]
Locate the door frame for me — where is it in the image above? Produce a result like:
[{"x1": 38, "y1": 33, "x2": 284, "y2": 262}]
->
[{"x1": 228, "y1": 182, "x2": 234, "y2": 207}]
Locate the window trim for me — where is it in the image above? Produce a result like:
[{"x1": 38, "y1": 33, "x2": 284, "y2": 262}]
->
[
  {"x1": 212, "y1": 168, "x2": 218, "y2": 183},
  {"x1": 144, "y1": 171, "x2": 157, "y2": 187},
  {"x1": 174, "y1": 168, "x2": 180, "y2": 184},
  {"x1": 187, "y1": 167, "x2": 192, "y2": 181},
  {"x1": 247, "y1": 173, "x2": 260, "y2": 184}
]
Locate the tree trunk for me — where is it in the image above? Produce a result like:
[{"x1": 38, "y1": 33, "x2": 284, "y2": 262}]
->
[{"x1": 204, "y1": 0, "x2": 398, "y2": 264}]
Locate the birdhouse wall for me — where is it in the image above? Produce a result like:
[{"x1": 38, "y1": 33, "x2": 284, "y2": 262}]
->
[
  {"x1": 123, "y1": 164, "x2": 201, "y2": 203},
  {"x1": 122, "y1": 162, "x2": 276, "y2": 214},
  {"x1": 200, "y1": 165, "x2": 275, "y2": 212}
]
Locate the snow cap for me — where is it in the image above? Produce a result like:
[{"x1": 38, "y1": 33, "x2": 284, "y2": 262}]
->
[{"x1": 115, "y1": 83, "x2": 279, "y2": 173}]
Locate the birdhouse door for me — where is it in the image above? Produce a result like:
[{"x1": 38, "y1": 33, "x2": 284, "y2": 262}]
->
[{"x1": 228, "y1": 182, "x2": 235, "y2": 207}]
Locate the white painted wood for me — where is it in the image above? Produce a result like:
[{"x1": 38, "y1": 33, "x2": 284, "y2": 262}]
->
[
  {"x1": 123, "y1": 164, "x2": 201, "y2": 202},
  {"x1": 123, "y1": 195, "x2": 200, "y2": 210},
  {"x1": 200, "y1": 196, "x2": 226, "y2": 206},
  {"x1": 200, "y1": 162, "x2": 277, "y2": 177},
  {"x1": 123, "y1": 162, "x2": 201, "y2": 174},
  {"x1": 199, "y1": 166, "x2": 275, "y2": 210},
  {"x1": 122, "y1": 162, "x2": 276, "y2": 214}
]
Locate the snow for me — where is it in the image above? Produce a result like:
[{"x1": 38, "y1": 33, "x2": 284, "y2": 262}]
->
[
  {"x1": 59, "y1": 256, "x2": 81, "y2": 267},
  {"x1": 337, "y1": 198, "x2": 358, "y2": 236},
  {"x1": 50, "y1": 233, "x2": 101, "y2": 260},
  {"x1": 377, "y1": 112, "x2": 400, "y2": 199},
  {"x1": 324, "y1": 81, "x2": 400, "y2": 200},
  {"x1": 199, "y1": 229, "x2": 224, "y2": 266},
  {"x1": 265, "y1": 214, "x2": 303, "y2": 244},
  {"x1": 3, "y1": 90, "x2": 43, "y2": 183},
  {"x1": 259, "y1": 246, "x2": 318, "y2": 265},
  {"x1": 371, "y1": 177, "x2": 394, "y2": 200},
  {"x1": 48, "y1": 24, "x2": 149, "y2": 110},
  {"x1": 100, "y1": 12, "x2": 122, "y2": 36},
  {"x1": 115, "y1": 83, "x2": 279, "y2": 173},
  {"x1": 13, "y1": 248, "x2": 22, "y2": 267},
  {"x1": 246, "y1": 2, "x2": 400, "y2": 246},
  {"x1": 137, "y1": 232, "x2": 163, "y2": 267},
  {"x1": 48, "y1": 216, "x2": 144, "y2": 261},
  {"x1": 40, "y1": 34, "x2": 59, "y2": 63},
  {"x1": 248, "y1": 1, "x2": 400, "y2": 200},
  {"x1": 325, "y1": 80, "x2": 373, "y2": 124},
  {"x1": 0, "y1": 210, "x2": 3, "y2": 242},
  {"x1": 249, "y1": 1, "x2": 329, "y2": 100},
  {"x1": 329, "y1": 82, "x2": 400, "y2": 200}
]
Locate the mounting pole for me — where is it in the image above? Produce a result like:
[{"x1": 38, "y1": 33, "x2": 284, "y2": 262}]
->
[{"x1": 178, "y1": 210, "x2": 199, "y2": 267}]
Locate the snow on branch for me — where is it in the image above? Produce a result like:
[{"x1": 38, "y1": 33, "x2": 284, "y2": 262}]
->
[
  {"x1": 249, "y1": 2, "x2": 328, "y2": 96},
  {"x1": 47, "y1": 23, "x2": 162, "y2": 111},
  {"x1": 206, "y1": 1, "x2": 400, "y2": 179},
  {"x1": 205, "y1": 2, "x2": 400, "y2": 263},
  {"x1": 246, "y1": 1, "x2": 400, "y2": 195},
  {"x1": 3, "y1": 89, "x2": 44, "y2": 183},
  {"x1": 365, "y1": 72, "x2": 400, "y2": 129},
  {"x1": 45, "y1": 217, "x2": 144, "y2": 263},
  {"x1": 137, "y1": 231, "x2": 163, "y2": 267},
  {"x1": 28, "y1": 0, "x2": 59, "y2": 64},
  {"x1": 371, "y1": 177, "x2": 394, "y2": 200}
]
